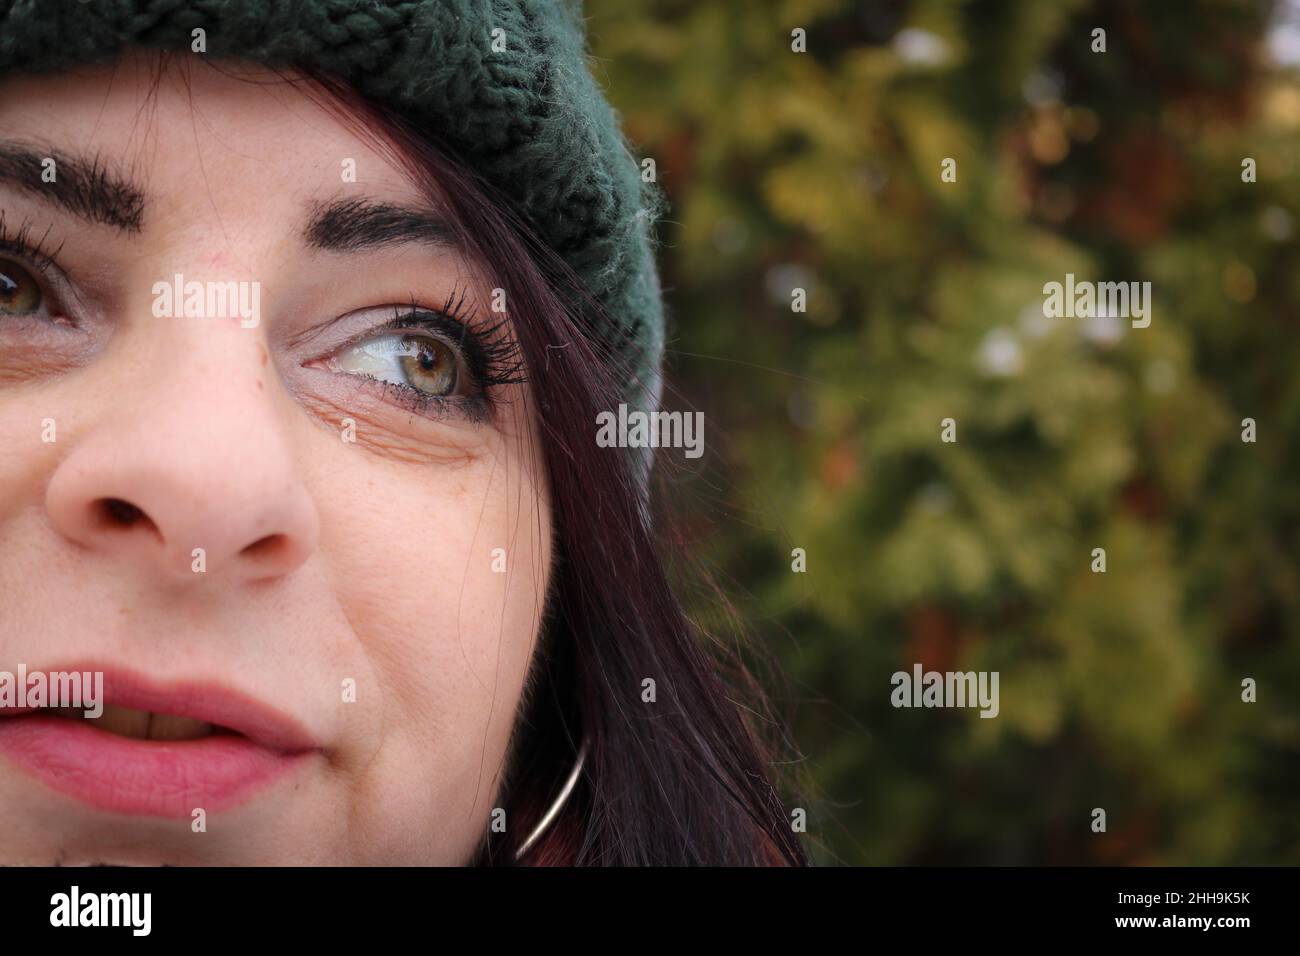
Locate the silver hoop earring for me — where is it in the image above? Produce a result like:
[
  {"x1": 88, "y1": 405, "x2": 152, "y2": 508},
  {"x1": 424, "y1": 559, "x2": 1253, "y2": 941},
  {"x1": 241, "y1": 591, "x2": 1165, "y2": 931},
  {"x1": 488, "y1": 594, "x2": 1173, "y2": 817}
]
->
[{"x1": 513, "y1": 737, "x2": 588, "y2": 863}]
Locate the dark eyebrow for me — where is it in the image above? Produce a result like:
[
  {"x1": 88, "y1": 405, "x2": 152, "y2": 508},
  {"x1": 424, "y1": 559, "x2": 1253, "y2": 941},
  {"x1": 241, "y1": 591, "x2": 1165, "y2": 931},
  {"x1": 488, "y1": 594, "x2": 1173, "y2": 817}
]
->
[
  {"x1": 0, "y1": 140, "x2": 145, "y2": 233},
  {"x1": 304, "y1": 197, "x2": 458, "y2": 253}
]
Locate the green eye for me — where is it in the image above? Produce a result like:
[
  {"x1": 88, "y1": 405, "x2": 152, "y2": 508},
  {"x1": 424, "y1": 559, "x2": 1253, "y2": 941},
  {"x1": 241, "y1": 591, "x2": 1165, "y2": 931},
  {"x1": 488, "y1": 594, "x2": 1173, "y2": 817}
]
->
[
  {"x1": 397, "y1": 334, "x2": 458, "y2": 396},
  {"x1": 0, "y1": 257, "x2": 42, "y2": 315},
  {"x1": 334, "y1": 331, "x2": 462, "y2": 398}
]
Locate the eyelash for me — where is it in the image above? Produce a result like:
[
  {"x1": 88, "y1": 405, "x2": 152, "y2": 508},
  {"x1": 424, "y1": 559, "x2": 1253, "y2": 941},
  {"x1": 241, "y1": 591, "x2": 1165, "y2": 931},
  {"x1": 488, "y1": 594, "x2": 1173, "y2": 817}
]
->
[
  {"x1": 0, "y1": 211, "x2": 64, "y2": 273},
  {"x1": 0, "y1": 211, "x2": 525, "y2": 424},
  {"x1": 336, "y1": 287, "x2": 527, "y2": 424}
]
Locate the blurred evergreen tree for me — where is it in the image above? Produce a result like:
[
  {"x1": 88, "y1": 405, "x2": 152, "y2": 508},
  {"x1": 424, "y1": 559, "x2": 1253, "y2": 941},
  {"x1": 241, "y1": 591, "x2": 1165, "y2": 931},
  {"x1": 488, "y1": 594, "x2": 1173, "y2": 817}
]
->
[{"x1": 586, "y1": 0, "x2": 1300, "y2": 864}]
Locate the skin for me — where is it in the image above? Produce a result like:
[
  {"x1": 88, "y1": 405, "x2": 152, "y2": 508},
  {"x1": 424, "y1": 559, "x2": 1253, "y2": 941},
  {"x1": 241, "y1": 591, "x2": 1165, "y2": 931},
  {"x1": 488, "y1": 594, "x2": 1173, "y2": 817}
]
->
[{"x1": 0, "y1": 54, "x2": 552, "y2": 864}]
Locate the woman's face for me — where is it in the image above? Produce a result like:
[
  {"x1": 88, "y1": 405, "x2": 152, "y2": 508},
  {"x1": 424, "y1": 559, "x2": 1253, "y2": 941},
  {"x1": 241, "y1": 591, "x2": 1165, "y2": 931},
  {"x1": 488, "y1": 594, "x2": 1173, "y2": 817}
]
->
[{"x1": 0, "y1": 55, "x2": 551, "y2": 864}]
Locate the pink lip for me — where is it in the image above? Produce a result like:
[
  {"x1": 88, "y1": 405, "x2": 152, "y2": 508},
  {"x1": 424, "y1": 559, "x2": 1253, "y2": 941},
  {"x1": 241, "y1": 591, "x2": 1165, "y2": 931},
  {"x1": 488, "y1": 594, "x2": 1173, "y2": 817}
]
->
[{"x1": 0, "y1": 665, "x2": 319, "y2": 818}]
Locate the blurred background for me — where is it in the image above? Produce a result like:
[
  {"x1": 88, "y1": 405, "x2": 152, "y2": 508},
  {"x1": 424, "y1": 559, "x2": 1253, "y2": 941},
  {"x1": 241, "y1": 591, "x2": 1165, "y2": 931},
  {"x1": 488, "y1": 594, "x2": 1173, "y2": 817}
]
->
[{"x1": 583, "y1": 0, "x2": 1300, "y2": 865}]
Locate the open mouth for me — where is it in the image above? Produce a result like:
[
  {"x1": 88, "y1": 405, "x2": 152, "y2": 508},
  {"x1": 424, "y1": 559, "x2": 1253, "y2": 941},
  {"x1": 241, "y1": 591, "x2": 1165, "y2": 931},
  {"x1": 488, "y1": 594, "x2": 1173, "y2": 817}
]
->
[
  {"x1": 0, "y1": 666, "x2": 319, "y2": 817},
  {"x1": 48, "y1": 704, "x2": 241, "y2": 742}
]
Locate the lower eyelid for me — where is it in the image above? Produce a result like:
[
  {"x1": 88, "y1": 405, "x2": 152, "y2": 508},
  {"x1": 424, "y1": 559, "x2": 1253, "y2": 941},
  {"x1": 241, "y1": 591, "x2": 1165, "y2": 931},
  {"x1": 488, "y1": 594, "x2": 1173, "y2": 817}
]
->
[
  {"x1": 317, "y1": 364, "x2": 493, "y2": 426},
  {"x1": 294, "y1": 387, "x2": 492, "y2": 465},
  {"x1": 381, "y1": 379, "x2": 491, "y2": 420}
]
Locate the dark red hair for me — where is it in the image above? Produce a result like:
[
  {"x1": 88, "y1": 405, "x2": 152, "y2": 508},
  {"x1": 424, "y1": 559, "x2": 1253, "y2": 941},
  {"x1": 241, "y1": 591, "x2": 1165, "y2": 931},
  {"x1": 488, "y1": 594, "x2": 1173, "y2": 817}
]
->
[{"x1": 297, "y1": 68, "x2": 811, "y2": 866}]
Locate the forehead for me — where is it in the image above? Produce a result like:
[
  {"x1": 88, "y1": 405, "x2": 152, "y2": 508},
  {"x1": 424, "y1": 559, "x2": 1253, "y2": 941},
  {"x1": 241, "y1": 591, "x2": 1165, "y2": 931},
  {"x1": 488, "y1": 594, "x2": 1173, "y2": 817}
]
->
[{"x1": 0, "y1": 53, "x2": 425, "y2": 225}]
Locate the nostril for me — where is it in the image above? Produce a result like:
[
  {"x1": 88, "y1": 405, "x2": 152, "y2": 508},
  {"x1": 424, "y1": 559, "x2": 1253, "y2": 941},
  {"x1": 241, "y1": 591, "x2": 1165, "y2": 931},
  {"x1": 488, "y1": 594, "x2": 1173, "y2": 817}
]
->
[
  {"x1": 100, "y1": 497, "x2": 143, "y2": 525},
  {"x1": 94, "y1": 498, "x2": 161, "y2": 539},
  {"x1": 241, "y1": 533, "x2": 289, "y2": 560}
]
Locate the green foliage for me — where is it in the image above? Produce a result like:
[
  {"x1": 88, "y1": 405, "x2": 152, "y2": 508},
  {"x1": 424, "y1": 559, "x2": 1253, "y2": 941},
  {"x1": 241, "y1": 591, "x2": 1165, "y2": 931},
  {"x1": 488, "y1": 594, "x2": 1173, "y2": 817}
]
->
[{"x1": 588, "y1": 0, "x2": 1300, "y2": 864}]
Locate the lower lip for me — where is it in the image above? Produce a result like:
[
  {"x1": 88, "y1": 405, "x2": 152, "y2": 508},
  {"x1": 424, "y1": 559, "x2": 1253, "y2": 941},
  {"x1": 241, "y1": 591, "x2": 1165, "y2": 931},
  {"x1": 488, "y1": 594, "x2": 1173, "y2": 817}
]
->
[{"x1": 0, "y1": 715, "x2": 312, "y2": 818}]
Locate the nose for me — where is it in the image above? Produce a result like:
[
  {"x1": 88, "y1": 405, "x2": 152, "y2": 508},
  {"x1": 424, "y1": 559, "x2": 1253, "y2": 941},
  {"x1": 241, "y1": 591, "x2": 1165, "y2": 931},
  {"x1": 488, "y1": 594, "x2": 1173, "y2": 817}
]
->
[{"x1": 45, "y1": 342, "x2": 319, "y2": 583}]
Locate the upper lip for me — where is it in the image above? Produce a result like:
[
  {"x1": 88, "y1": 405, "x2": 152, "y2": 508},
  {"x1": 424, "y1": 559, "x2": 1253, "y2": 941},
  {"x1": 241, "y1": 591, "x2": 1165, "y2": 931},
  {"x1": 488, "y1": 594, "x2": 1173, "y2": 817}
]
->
[{"x1": 0, "y1": 663, "x2": 319, "y2": 753}]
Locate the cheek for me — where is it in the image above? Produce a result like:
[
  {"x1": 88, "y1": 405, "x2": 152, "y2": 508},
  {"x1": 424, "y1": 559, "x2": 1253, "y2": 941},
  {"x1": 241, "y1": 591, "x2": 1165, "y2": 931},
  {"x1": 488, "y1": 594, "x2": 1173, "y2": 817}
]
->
[{"x1": 311, "y1": 434, "x2": 552, "y2": 857}]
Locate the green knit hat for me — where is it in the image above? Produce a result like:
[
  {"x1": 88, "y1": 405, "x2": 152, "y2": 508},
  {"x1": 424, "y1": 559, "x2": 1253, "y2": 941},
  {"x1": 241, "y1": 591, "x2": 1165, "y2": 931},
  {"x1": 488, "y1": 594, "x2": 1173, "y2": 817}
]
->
[{"x1": 0, "y1": 0, "x2": 665, "y2": 486}]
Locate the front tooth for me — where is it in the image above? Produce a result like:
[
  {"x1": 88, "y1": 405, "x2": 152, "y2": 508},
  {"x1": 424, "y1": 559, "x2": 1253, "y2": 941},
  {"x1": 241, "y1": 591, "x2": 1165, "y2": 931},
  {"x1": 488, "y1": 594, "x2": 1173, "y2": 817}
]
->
[
  {"x1": 147, "y1": 714, "x2": 213, "y2": 741},
  {"x1": 95, "y1": 704, "x2": 151, "y2": 739}
]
